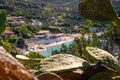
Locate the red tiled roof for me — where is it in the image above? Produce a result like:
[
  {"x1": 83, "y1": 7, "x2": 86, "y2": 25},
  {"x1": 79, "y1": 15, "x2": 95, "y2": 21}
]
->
[
  {"x1": 36, "y1": 30, "x2": 50, "y2": 34},
  {"x1": 3, "y1": 29, "x2": 14, "y2": 35}
]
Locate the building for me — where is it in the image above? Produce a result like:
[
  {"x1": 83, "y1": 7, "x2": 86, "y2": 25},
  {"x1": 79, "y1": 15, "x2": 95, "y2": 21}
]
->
[
  {"x1": 47, "y1": 17, "x2": 57, "y2": 22},
  {"x1": 73, "y1": 25, "x2": 79, "y2": 30},
  {"x1": 34, "y1": 30, "x2": 50, "y2": 38},
  {"x1": 2, "y1": 28, "x2": 14, "y2": 36},
  {"x1": 31, "y1": 19, "x2": 42, "y2": 27},
  {"x1": 7, "y1": 16, "x2": 25, "y2": 25}
]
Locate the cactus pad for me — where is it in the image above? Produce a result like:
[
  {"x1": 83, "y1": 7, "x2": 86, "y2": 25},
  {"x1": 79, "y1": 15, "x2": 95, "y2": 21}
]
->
[
  {"x1": 40, "y1": 54, "x2": 90, "y2": 72},
  {"x1": 86, "y1": 47, "x2": 119, "y2": 70}
]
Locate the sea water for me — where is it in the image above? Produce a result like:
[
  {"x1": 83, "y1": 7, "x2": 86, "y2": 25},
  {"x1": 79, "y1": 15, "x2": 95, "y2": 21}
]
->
[{"x1": 41, "y1": 40, "x2": 73, "y2": 57}]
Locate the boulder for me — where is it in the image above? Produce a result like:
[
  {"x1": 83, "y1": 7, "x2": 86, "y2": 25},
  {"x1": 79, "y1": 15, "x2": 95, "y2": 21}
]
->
[{"x1": 0, "y1": 46, "x2": 37, "y2": 80}]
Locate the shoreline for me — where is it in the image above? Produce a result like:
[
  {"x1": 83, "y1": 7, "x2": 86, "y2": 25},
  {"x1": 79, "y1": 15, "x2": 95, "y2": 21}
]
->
[
  {"x1": 20, "y1": 34, "x2": 80, "y2": 55},
  {"x1": 46, "y1": 38, "x2": 74, "y2": 47}
]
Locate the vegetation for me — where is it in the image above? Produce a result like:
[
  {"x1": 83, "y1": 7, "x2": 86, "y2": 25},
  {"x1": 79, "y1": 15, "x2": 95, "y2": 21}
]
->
[
  {"x1": 79, "y1": 0, "x2": 120, "y2": 29},
  {"x1": 0, "y1": 0, "x2": 120, "y2": 80},
  {"x1": 0, "y1": 11, "x2": 19, "y2": 58},
  {"x1": 52, "y1": 20, "x2": 101, "y2": 58},
  {"x1": 16, "y1": 37, "x2": 25, "y2": 48},
  {"x1": 26, "y1": 51, "x2": 45, "y2": 59},
  {"x1": 0, "y1": 0, "x2": 79, "y2": 22},
  {"x1": 0, "y1": 11, "x2": 6, "y2": 35},
  {"x1": 12, "y1": 26, "x2": 33, "y2": 38},
  {"x1": 22, "y1": 52, "x2": 45, "y2": 70},
  {"x1": 0, "y1": 36, "x2": 18, "y2": 57},
  {"x1": 79, "y1": 0, "x2": 117, "y2": 21}
]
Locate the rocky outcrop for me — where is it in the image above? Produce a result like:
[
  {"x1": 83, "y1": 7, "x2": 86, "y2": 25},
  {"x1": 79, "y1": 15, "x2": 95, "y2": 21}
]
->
[{"x1": 0, "y1": 46, "x2": 37, "y2": 80}]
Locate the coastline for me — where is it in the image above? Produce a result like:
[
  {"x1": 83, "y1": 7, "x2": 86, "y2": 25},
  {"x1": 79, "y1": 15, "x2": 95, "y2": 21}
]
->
[
  {"x1": 46, "y1": 38, "x2": 74, "y2": 47},
  {"x1": 19, "y1": 34, "x2": 80, "y2": 55},
  {"x1": 40, "y1": 37, "x2": 74, "y2": 57}
]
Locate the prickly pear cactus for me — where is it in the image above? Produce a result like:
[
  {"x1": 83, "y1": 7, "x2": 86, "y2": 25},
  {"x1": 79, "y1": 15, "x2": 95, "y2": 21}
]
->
[
  {"x1": 79, "y1": 0, "x2": 120, "y2": 29},
  {"x1": 79, "y1": 0, "x2": 117, "y2": 21},
  {"x1": 86, "y1": 47, "x2": 119, "y2": 71},
  {"x1": 16, "y1": 55, "x2": 41, "y2": 69},
  {"x1": 40, "y1": 54, "x2": 90, "y2": 72},
  {"x1": 88, "y1": 72, "x2": 112, "y2": 80}
]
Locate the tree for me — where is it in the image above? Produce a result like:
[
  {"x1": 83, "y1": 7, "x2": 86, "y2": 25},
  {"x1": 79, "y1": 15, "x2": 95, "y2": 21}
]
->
[
  {"x1": 60, "y1": 44, "x2": 68, "y2": 54},
  {"x1": 16, "y1": 37, "x2": 25, "y2": 48},
  {"x1": 68, "y1": 42, "x2": 80, "y2": 56},
  {"x1": 52, "y1": 50, "x2": 60, "y2": 55},
  {"x1": 0, "y1": 11, "x2": 6, "y2": 35},
  {"x1": 26, "y1": 52, "x2": 45, "y2": 59}
]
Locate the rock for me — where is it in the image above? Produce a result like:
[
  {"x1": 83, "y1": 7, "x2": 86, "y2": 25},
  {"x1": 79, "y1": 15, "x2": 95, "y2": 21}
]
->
[
  {"x1": 0, "y1": 46, "x2": 37, "y2": 80},
  {"x1": 36, "y1": 72, "x2": 63, "y2": 80},
  {"x1": 57, "y1": 69, "x2": 86, "y2": 80}
]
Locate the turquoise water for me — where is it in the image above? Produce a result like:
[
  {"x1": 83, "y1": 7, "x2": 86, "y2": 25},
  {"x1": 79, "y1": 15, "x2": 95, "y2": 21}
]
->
[{"x1": 41, "y1": 40, "x2": 73, "y2": 57}]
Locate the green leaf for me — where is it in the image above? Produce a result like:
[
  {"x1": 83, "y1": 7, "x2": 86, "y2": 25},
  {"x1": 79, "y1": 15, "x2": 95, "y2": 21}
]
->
[
  {"x1": 79, "y1": 0, "x2": 118, "y2": 22},
  {"x1": 114, "y1": 19, "x2": 120, "y2": 29},
  {"x1": 0, "y1": 13, "x2": 6, "y2": 35}
]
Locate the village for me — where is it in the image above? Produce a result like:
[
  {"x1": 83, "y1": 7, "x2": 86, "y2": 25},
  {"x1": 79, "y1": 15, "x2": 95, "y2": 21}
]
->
[
  {"x1": 3, "y1": 27, "x2": 81, "y2": 54},
  {"x1": 1, "y1": 15, "x2": 105, "y2": 56}
]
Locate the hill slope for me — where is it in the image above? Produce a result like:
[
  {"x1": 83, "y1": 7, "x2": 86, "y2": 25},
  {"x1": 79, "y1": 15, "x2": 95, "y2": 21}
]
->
[{"x1": 0, "y1": 0, "x2": 119, "y2": 22}]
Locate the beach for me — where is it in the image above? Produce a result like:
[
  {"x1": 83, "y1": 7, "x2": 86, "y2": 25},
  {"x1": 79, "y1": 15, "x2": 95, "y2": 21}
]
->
[
  {"x1": 46, "y1": 36, "x2": 74, "y2": 47},
  {"x1": 17, "y1": 34, "x2": 81, "y2": 55}
]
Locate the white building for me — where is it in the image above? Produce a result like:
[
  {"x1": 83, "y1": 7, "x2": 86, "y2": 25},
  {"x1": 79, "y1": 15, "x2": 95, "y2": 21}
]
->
[
  {"x1": 31, "y1": 19, "x2": 42, "y2": 26},
  {"x1": 34, "y1": 30, "x2": 50, "y2": 38}
]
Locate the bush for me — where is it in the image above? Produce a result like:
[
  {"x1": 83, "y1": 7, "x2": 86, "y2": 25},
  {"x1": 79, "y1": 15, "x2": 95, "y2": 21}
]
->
[{"x1": 26, "y1": 52, "x2": 45, "y2": 59}]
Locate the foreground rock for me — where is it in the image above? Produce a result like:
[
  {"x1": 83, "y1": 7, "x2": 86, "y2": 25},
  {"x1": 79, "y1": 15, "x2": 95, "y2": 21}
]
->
[{"x1": 0, "y1": 46, "x2": 37, "y2": 80}]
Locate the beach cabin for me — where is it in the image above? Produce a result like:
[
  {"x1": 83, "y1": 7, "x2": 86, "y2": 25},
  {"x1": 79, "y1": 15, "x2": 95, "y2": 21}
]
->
[{"x1": 35, "y1": 30, "x2": 50, "y2": 38}]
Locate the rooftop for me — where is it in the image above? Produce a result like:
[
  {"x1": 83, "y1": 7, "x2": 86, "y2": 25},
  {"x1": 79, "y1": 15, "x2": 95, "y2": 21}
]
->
[
  {"x1": 36, "y1": 30, "x2": 50, "y2": 34},
  {"x1": 3, "y1": 28, "x2": 14, "y2": 35}
]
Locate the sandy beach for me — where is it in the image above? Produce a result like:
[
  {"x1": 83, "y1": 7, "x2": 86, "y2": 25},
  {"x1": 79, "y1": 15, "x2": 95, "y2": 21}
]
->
[
  {"x1": 46, "y1": 36, "x2": 74, "y2": 47},
  {"x1": 18, "y1": 34, "x2": 81, "y2": 55},
  {"x1": 45, "y1": 33, "x2": 81, "y2": 47}
]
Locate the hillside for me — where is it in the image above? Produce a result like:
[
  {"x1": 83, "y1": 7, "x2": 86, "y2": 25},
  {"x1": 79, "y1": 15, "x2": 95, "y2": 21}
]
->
[
  {"x1": 0, "y1": 0, "x2": 80, "y2": 21},
  {"x1": 0, "y1": 0, "x2": 120, "y2": 23}
]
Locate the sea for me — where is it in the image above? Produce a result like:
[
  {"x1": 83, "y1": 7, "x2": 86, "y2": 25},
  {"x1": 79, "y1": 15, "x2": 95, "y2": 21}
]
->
[{"x1": 40, "y1": 40, "x2": 73, "y2": 57}]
